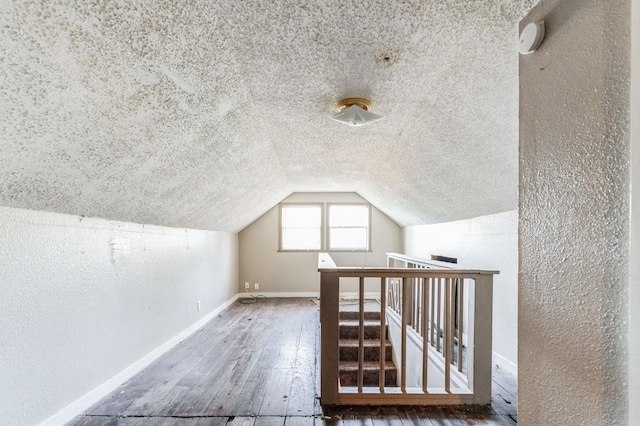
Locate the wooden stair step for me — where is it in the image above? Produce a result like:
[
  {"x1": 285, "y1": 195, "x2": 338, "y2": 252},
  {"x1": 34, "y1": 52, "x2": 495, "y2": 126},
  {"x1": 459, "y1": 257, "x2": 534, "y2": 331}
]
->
[
  {"x1": 339, "y1": 360, "x2": 398, "y2": 371},
  {"x1": 339, "y1": 310, "x2": 382, "y2": 321},
  {"x1": 337, "y1": 304, "x2": 398, "y2": 387},
  {"x1": 339, "y1": 339, "x2": 393, "y2": 362},
  {"x1": 339, "y1": 321, "x2": 385, "y2": 340},
  {"x1": 338, "y1": 361, "x2": 398, "y2": 387}
]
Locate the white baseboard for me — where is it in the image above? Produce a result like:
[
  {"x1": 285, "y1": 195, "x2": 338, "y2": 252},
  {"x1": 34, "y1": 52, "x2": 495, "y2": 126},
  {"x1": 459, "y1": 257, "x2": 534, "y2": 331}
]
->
[
  {"x1": 40, "y1": 294, "x2": 240, "y2": 426},
  {"x1": 239, "y1": 291, "x2": 320, "y2": 298},
  {"x1": 493, "y1": 351, "x2": 518, "y2": 377},
  {"x1": 339, "y1": 292, "x2": 381, "y2": 300},
  {"x1": 237, "y1": 292, "x2": 380, "y2": 299}
]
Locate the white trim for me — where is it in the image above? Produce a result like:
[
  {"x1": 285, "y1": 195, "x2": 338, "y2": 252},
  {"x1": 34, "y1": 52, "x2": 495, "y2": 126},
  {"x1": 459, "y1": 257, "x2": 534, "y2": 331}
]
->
[
  {"x1": 241, "y1": 292, "x2": 320, "y2": 298},
  {"x1": 240, "y1": 291, "x2": 381, "y2": 299},
  {"x1": 339, "y1": 292, "x2": 381, "y2": 300},
  {"x1": 39, "y1": 294, "x2": 240, "y2": 426},
  {"x1": 492, "y1": 351, "x2": 518, "y2": 377}
]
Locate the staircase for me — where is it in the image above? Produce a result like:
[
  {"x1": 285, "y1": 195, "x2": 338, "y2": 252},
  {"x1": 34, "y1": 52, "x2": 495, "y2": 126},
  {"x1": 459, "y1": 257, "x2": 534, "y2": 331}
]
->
[{"x1": 338, "y1": 307, "x2": 398, "y2": 387}]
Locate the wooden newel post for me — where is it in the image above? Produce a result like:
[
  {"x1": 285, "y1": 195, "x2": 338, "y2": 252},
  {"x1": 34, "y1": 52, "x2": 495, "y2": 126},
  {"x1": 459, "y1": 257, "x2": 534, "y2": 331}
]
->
[
  {"x1": 471, "y1": 274, "x2": 494, "y2": 404},
  {"x1": 320, "y1": 271, "x2": 340, "y2": 405}
]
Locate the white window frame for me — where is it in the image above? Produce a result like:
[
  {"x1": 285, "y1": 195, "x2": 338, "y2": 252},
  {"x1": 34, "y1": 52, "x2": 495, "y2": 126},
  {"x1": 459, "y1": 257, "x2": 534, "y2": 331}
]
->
[
  {"x1": 278, "y1": 203, "x2": 324, "y2": 252},
  {"x1": 327, "y1": 203, "x2": 371, "y2": 252}
]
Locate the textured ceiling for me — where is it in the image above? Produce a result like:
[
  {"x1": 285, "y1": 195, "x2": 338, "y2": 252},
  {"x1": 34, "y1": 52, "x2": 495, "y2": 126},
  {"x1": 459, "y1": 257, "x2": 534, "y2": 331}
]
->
[{"x1": 0, "y1": 0, "x2": 536, "y2": 232}]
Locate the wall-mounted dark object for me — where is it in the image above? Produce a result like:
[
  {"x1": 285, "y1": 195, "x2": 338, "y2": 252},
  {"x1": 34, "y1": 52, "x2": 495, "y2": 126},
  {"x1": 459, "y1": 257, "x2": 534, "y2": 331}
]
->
[{"x1": 431, "y1": 254, "x2": 457, "y2": 264}]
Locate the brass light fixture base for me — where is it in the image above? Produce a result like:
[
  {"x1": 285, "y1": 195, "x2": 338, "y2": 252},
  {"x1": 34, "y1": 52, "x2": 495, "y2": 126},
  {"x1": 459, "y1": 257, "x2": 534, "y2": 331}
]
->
[{"x1": 337, "y1": 98, "x2": 372, "y2": 111}]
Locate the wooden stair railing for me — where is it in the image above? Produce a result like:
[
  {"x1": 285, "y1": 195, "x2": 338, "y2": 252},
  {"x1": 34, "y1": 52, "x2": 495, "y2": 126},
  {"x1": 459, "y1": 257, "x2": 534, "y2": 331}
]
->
[{"x1": 318, "y1": 252, "x2": 499, "y2": 406}]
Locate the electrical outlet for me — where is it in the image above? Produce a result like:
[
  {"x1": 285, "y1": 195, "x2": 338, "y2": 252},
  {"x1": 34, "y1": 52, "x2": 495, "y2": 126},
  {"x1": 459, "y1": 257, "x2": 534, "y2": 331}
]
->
[
  {"x1": 244, "y1": 282, "x2": 250, "y2": 290},
  {"x1": 197, "y1": 301, "x2": 201, "y2": 311},
  {"x1": 254, "y1": 283, "x2": 259, "y2": 290}
]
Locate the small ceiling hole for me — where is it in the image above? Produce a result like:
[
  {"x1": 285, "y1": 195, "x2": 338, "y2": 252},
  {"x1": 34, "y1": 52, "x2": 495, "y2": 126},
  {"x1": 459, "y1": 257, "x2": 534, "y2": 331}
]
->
[{"x1": 374, "y1": 51, "x2": 399, "y2": 67}]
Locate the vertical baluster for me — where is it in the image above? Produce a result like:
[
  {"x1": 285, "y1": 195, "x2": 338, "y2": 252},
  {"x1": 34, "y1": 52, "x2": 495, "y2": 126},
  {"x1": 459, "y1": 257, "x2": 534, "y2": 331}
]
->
[
  {"x1": 358, "y1": 277, "x2": 365, "y2": 393},
  {"x1": 430, "y1": 278, "x2": 436, "y2": 347},
  {"x1": 391, "y1": 279, "x2": 396, "y2": 313},
  {"x1": 379, "y1": 277, "x2": 386, "y2": 392},
  {"x1": 401, "y1": 277, "x2": 409, "y2": 393},
  {"x1": 393, "y1": 279, "x2": 397, "y2": 312},
  {"x1": 436, "y1": 278, "x2": 442, "y2": 353},
  {"x1": 420, "y1": 275, "x2": 424, "y2": 328},
  {"x1": 409, "y1": 274, "x2": 416, "y2": 329},
  {"x1": 457, "y1": 278, "x2": 464, "y2": 372},
  {"x1": 445, "y1": 278, "x2": 452, "y2": 393},
  {"x1": 415, "y1": 278, "x2": 419, "y2": 333},
  {"x1": 422, "y1": 276, "x2": 430, "y2": 394},
  {"x1": 410, "y1": 267, "x2": 415, "y2": 331},
  {"x1": 417, "y1": 277, "x2": 422, "y2": 336},
  {"x1": 421, "y1": 275, "x2": 425, "y2": 335}
]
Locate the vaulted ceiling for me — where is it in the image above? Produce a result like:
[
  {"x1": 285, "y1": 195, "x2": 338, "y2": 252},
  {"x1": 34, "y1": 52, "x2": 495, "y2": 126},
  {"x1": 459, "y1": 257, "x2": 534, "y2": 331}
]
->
[{"x1": 0, "y1": 1, "x2": 536, "y2": 232}]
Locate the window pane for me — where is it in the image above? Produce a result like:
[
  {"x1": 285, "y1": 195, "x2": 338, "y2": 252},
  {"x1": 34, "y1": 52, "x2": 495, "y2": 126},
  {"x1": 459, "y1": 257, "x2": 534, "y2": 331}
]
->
[
  {"x1": 281, "y1": 205, "x2": 322, "y2": 250},
  {"x1": 330, "y1": 228, "x2": 368, "y2": 250},
  {"x1": 282, "y1": 206, "x2": 321, "y2": 228},
  {"x1": 282, "y1": 228, "x2": 321, "y2": 250},
  {"x1": 329, "y1": 205, "x2": 369, "y2": 227}
]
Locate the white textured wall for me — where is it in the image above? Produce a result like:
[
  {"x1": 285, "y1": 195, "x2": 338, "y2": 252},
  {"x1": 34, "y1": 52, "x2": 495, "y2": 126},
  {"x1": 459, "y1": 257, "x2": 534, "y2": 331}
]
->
[
  {"x1": 403, "y1": 210, "x2": 518, "y2": 374},
  {"x1": 630, "y1": 0, "x2": 640, "y2": 423},
  {"x1": 0, "y1": 206, "x2": 238, "y2": 426},
  {"x1": 239, "y1": 193, "x2": 402, "y2": 294},
  {"x1": 519, "y1": 1, "x2": 630, "y2": 424}
]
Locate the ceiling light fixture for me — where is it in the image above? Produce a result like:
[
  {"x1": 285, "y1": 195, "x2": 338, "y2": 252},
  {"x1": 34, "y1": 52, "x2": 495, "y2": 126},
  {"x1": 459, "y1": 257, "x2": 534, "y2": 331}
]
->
[{"x1": 330, "y1": 98, "x2": 383, "y2": 126}]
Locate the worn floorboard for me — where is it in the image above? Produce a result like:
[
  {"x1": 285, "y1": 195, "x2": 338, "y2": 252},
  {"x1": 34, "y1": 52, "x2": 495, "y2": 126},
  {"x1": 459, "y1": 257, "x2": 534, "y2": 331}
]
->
[{"x1": 70, "y1": 298, "x2": 517, "y2": 426}]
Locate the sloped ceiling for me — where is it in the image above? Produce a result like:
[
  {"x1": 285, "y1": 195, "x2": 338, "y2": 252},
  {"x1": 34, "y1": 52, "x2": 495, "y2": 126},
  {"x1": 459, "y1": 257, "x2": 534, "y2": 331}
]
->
[{"x1": 0, "y1": 1, "x2": 536, "y2": 233}]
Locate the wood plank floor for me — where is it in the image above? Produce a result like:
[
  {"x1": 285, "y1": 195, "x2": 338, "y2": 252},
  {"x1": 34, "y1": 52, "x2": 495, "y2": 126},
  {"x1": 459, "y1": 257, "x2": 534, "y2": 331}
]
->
[{"x1": 69, "y1": 298, "x2": 517, "y2": 425}]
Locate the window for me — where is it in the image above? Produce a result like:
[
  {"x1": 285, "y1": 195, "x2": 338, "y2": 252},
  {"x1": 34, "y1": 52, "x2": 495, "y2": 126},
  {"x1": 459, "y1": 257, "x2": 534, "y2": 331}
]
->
[
  {"x1": 279, "y1": 202, "x2": 371, "y2": 251},
  {"x1": 328, "y1": 204, "x2": 370, "y2": 250},
  {"x1": 279, "y1": 204, "x2": 322, "y2": 250}
]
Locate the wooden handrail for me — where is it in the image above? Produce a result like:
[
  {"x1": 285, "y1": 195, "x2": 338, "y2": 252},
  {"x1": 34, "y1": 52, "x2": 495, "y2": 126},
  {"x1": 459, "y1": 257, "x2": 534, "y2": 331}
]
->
[{"x1": 317, "y1": 267, "x2": 498, "y2": 276}]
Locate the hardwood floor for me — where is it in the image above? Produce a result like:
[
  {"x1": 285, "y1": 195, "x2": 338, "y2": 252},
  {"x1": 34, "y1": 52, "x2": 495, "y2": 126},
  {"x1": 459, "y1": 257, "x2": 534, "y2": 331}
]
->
[{"x1": 69, "y1": 298, "x2": 517, "y2": 425}]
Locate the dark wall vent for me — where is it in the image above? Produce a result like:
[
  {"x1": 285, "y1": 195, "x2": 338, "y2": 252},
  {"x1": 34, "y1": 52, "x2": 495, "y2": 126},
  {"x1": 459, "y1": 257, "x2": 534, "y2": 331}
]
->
[{"x1": 431, "y1": 254, "x2": 457, "y2": 264}]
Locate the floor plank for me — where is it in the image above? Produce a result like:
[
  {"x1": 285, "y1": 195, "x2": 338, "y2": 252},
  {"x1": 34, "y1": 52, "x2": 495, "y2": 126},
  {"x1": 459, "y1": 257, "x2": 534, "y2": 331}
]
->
[
  {"x1": 72, "y1": 298, "x2": 517, "y2": 426},
  {"x1": 227, "y1": 417, "x2": 256, "y2": 426},
  {"x1": 284, "y1": 416, "x2": 315, "y2": 425},
  {"x1": 196, "y1": 418, "x2": 230, "y2": 426},
  {"x1": 253, "y1": 416, "x2": 286, "y2": 426},
  {"x1": 66, "y1": 415, "x2": 119, "y2": 426}
]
